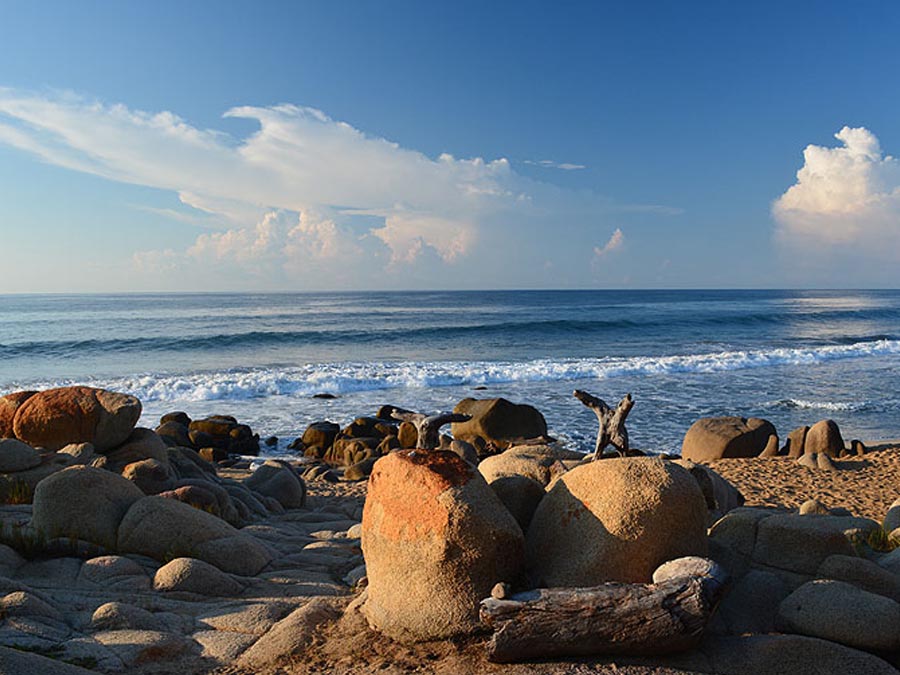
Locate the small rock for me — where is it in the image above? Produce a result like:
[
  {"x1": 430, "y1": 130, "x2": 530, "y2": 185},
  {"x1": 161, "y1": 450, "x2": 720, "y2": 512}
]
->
[
  {"x1": 491, "y1": 582, "x2": 511, "y2": 599},
  {"x1": 264, "y1": 436, "x2": 278, "y2": 447},
  {"x1": 91, "y1": 601, "x2": 162, "y2": 631},
  {"x1": 154, "y1": 557, "x2": 244, "y2": 596},
  {"x1": 799, "y1": 499, "x2": 830, "y2": 515}
]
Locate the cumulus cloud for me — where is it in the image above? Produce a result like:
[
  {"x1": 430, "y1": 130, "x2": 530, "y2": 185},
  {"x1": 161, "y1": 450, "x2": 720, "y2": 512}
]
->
[
  {"x1": 0, "y1": 88, "x2": 675, "y2": 288},
  {"x1": 593, "y1": 228, "x2": 625, "y2": 258},
  {"x1": 773, "y1": 126, "x2": 900, "y2": 258}
]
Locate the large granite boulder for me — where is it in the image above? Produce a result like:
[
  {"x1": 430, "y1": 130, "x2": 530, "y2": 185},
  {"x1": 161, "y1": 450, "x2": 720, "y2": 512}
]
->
[
  {"x1": 31, "y1": 466, "x2": 145, "y2": 549},
  {"x1": 777, "y1": 580, "x2": 900, "y2": 652},
  {"x1": 103, "y1": 428, "x2": 169, "y2": 468},
  {"x1": 488, "y1": 474, "x2": 545, "y2": 531},
  {"x1": 681, "y1": 417, "x2": 776, "y2": 462},
  {"x1": 301, "y1": 421, "x2": 341, "y2": 452},
  {"x1": 244, "y1": 460, "x2": 306, "y2": 509},
  {"x1": 478, "y1": 444, "x2": 571, "y2": 487},
  {"x1": 451, "y1": 398, "x2": 548, "y2": 452},
  {"x1": 0, "y1": 438, "x2": 41, "y2": 473},
  {"x1": 117, "y1": 496, "x2": 271, "y2": 575},
  {"x1": 804, "y1": 419, "x2": 845, "y2": 458},
  {"x1": 0, "y1": 391, "x2": 36, "y2": 438},
  {"x1": 362, "y1": 449, "x2": 524, "y2": 642},
  {"x1": 12, "y1": 387, "x2": 141, "y2": 451},
  {"x1": 526, "y1": 457, "x2": 708, "y2": 586}
]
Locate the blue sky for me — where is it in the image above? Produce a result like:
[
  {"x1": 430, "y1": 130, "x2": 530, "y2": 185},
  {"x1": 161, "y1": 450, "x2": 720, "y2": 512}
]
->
[{"x1": 1, "y1": 0, "x2": 900, "y2": 292}]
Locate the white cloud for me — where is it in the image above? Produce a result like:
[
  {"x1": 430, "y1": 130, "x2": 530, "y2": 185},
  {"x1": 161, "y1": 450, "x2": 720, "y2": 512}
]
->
[
  {"x1": 524, "y1": 159, "x2": 586, "y2": 170},
  {"x1": 0, "y1": 88, "x2": 675, "y2": 289},
  {"x1": 593, "y1": 228, "x2": 625, "y2": 258},
  {"x1": 773, "y1": 126, "x2": 900, "y2": 257}
]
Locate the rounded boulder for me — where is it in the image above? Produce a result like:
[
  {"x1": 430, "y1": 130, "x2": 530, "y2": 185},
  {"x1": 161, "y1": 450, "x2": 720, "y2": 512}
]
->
[
  {"x1": 681, "y1": 416, "x2": 776, "y2": 462},
  {"x1": 362, "y1": 449, "x2": 524, "y2": 642},
  {"x1": 526, "y1": 457, "x2": 708, "y2": 585}
]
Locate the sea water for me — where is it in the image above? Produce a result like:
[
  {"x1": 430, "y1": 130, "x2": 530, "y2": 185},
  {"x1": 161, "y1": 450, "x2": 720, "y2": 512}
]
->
[{"x1": 2, "y1": 289, "x2": 900, "y2": 455}]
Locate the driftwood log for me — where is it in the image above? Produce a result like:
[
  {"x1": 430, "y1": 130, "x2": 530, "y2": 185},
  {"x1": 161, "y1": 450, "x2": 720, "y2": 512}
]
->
[
  {"x1": 574, "y1": 389, "x2": 634, "y2": 459},
  {"x1": 479, "y1": 557, "x2": 729, "y2": 663},
  {"x1": 389, "y1": 410, "x2": 471, "y2": 450}
]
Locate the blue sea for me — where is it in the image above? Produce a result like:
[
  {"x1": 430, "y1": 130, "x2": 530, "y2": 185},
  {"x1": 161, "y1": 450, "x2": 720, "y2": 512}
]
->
[{"x1": 2, "y1": 290, "x2": 900, "y2": 455}]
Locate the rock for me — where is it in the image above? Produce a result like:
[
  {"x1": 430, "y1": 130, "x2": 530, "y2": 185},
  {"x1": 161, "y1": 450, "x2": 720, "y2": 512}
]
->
[
  {"x1": 883, "y1": 497, "x2": 900, "y2": 533},
  {"x1": 91, "y1": 629, "x2": 191, "y2": 666},
  {"x1": 797, "y1": 452, "x2": 818, "y2": 469},
  {"x1": 851, "y1": 439, "x2": 867, "y2": 456},
  {"x1": 878, "y1": 548, "x2": 900, "y2": 576},
  {"x1": 0, "y1": 438, "x2": 41, "y2": 472},
  {"x1": 451, "y1": 398, "x2": 549, "y2": 452},
  {"x1": 817, "y1": 554, "x2": 900, "y2": 603},
  {"x1": 488, "y1": 474, "x2": 545, "y2": 531},
  {"x1": 397, "y1": 421, "x2": 418, "y2": 449},
  {"x1": 158, "y1": 484, "x2": 222, "y2": 517},
  {"x1": 160, "y1": 411, "x2": 191, "y2": 426},
  {"x1": 167, "y1": 446, "x2": 216, "y2": 479},
  {"x1": 673, "y1": 459, "x2": 744, "y2": 524},
  {"x1": 91, "y1": 601, "x2": 162, "y2": 631},
  {"x1": 155, "y1": 420, "x2": 192, "y2": 447},
  {"x1": 117, "y1": 495, "x2": 271, "y2": 575},
  {"x1": 57, "y1": 442, "x2": 95, "y2": 464},
  {"x1": 777, "y1": 579, "x2": 900, "y2": 651},
  {"x1": 816, "y1": 452, "x2": 837, "y2": 471},
  {"x1": 245, "y1": 459, "x2": 306, "y2": 509},
  {"x1": 198, "y1": 447, "x2": 229, "y2": 463},
  {"x1": 153, "y1": 557, "x2": 244, "y2": 596},
  {"x1": 189, "y1": 416, "x2": 259, "y2": 455},
  {"x1": 301, "y1": 421, "x2": 341, "y2": 450},
  {"x1": 0, "y1": 390, "x2": 37, "y2": 438},
  {"x1": 526, "y1": 457, "x2": 708, "y2": 586},
  {"x1": 681, "y1": 416, "x2": 776, "y2": 462},
  {"x1": 345, "y1": 457, "x2": 378, "y2": 481},
  {"x1": 362, "y1": 449, "x2": 524, "y2": 642},
  {"x1": 121, "y1": 458, "x2": 175, "y2": 495},
  {"x1": 799, "y1": 499, "x2": 830, "y2": 515},
  {"x1": 785, "y1": 426, "x2": 809, "y2": 458},
  {"x1": 103, "y1": 427, "x2": 169, "y2": 469},
  {"x1": 715, "y1": 569, "x2": 788, "y2": 635},
  {"x1": 447, "y1": 439, "x2": 479, "y2": 465},
  {"x1": 12, "y1": 386, "x2": 141, "y2": 451},
  {"x1": 759, "y1": 434, "x2": 780, "y2": 457},
  {"x1": 78, "y1": 555, "x2": 151, "y2": 591},
  {"x1": 342, "y1": 417, "x2": 394, "y2": 440},
  {"x1": 478, "y1": 444, "x2": 569, "y2": 486},
  {"x1": 264, "y1": 436, "x2": 278, "y2": 447},
  {"x1": 238, "y1": 598, "x2": 342, "y2": 668},
  {"x1": 805, "y1": 419, "x2": 844, "y2": 458},
  {"x1": 0, "y1": 645, "x2": 99, "y2": 675},
  {"x1": 31, "y1": 466, "x2": 145, "y2": 549}
]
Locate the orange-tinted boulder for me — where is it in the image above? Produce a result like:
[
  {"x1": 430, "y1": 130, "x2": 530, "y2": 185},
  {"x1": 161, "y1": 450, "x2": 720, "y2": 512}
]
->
[
  {"x1": 362, "y1": 449, "x2": 524, "y2": 642},
  {"x1": 12, "y1": 387, "x2": 141, "y2": 451},
  {"x1": 0, "y1": 391, "x2": 37, "y2": 438}
]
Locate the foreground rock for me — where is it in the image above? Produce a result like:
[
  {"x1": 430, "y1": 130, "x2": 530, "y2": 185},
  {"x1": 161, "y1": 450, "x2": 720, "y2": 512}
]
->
[
  {"x1": 12, "y1": 386, "x2": 142, "y2": 451},
  {"x1": 526, "y1": 457, "x2": 708, "y2": 586},
  {"x1": 681, "y1": 417, "x2": 776, "y2": 462},
  {"x1": 362, "y1": 449, "x2": 524, "y2": 642}
]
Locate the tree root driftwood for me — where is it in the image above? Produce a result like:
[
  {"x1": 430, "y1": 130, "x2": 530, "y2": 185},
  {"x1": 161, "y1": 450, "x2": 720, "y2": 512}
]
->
[
  {"x1": 479, "y1": 557, "x2": 729, "y2": 663},
  {"x1": 574, "y1": 389, "x2": 634, "y2": 459}
]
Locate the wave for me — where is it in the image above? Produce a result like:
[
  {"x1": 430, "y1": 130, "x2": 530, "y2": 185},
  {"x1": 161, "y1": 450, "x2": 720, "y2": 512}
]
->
[{"x1": 9, "y1": 338, "x2": 900, "y2": 403}]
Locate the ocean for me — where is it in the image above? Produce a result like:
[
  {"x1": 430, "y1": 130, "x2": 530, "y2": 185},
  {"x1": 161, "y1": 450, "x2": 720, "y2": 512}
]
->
[{"x1": 2, "y1": 289, "x2": 900, "y2": 455}]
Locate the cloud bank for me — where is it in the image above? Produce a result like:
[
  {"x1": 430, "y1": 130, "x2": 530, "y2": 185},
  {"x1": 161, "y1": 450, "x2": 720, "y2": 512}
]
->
[
  {"x1": 0, "y1": 88, "x2": 670, "y2": 289},
  {"x1": 773, "y1": 126, "x2": 900, "y2": 268}
]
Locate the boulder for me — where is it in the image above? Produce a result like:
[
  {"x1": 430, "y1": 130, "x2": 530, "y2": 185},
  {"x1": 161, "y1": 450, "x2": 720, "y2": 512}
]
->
[
  {"x1": 777, "y1": 579, "x2": 900, "y2": 652},
  {"x1": 117, "y1": 495, "x2": 272, "y2": 575},
  {"x1": 451, "y1": 398, "x2": 548, "y2": 451},
  {"x1": 121, "y1": 459, "x2": 175, "y2": 495},
  {"x1": 91, "y1": 601, "x2": 161, "y2": 631},
  {"x1": 57, "y1": 442, "x2": 95, "y2": 465},
  {"x1": 799, "y1": 499, "x2": 830, "y2": 515},
  {"x1": 714, "y1": 569, "x2": 788, "y2": 635},
  {"x1": 160, "y1": 411, "x2": 191, "y2": 427},
  {"x1": 681, "y1": 416, "x2": 776, "y2": 462},
  {"x1": 78, "y1": 555, "x2": 151, "y2": 591},
  {"x1": 478, "y1": 444, "x2": 569, "y2": 486},
  {"x1": 785, "y1": 426, "x2": 809, "y2": 458},
  {"x1": 301, "y1": 421, "x2": 340, "y2": 450},
  {"x1": 153, "y1": 557, "x2": 243, "y2": 596},
  {"x1": 817, "y1": 554, "x2": 900, "y2": 603},
  {"x1": 0, "y1": 390, "x2": 36, "y2": 438},
  {"x1": 155, "y1": 421, "x2": 192, "y2": 448},
  {"x1": 884, "y1": 497, "x2": 900, "y2": 534},
  {"x1": 0, "y1": 438, "x2": 41, "y2": 472},
  {"x1": 238, "y1": 598, "x2": 342, "y2": 669},
  {"x1": 397, "y1": 421, "x2": 418, "y2": 449},
  {"x1": 31, "y1": 466, "x2": 145, "y2": 549},
  {"x1": 362, "y1": 449, "x2": 524, "y2": 642},
  {"x1": 797, "y1": 452, "x2": 818, "y2": 469},
  {"x1": 342, "y1": 417, "x2": 395, "y2": 439},
  {"x1": 198, "y1": 447, "x2": 229, "y2": 463},
  {"x1": 245, "y1": 460, "x2": 306, "y2": 509},
  {"x1": 345, "y1": 457, "x2": 378, "y2": 481},
  {"x1": 674, "y1": 459, "x2": 744, "y2": 524},
  {"x1": 759, "y1": 434, "x2": 780, "y2": 457},
  {"x1": 526, "y1": 457, "x2": 708, "y2": 586},
  {"x1": 12, "y1": 386, "x2": 141, "y2": 451},
  {"x1": 804, "y1": 419, "x2": 844, "y2": 458},
  {"x1": 488, "y1": 474, "x2": 545, "y2": 531},
  {"x1": 878, "y1": 548, "x2": 900, "y2": 576}
]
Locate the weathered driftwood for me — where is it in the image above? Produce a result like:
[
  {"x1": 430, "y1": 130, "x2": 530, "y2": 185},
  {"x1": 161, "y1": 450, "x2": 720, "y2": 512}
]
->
[
  {"x1": 390, "y1": 410, "x2": 471, "y2": 450},
  {"x1": 479, "y1": 557, "x2": 728, "y2": 663},
  {"x1": 573, "y1": 389, "x2": 634, "y2": 459}
]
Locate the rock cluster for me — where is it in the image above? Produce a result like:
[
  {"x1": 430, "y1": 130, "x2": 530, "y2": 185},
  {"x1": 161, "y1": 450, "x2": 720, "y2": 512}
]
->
[{"x1": 156, "y1": 411, "x2": 260, "y2": 457}]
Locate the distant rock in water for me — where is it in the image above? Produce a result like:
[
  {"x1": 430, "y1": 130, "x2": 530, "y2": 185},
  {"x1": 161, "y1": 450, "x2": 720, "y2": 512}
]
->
[{"x1": 312, "y1": 393, "x2": 337, "y2": 399}]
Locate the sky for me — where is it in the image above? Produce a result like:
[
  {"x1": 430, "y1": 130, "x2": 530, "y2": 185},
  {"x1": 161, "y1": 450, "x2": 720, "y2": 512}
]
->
[{"x1": 1, "y1": 0, "x2": 900, "y2": 292}]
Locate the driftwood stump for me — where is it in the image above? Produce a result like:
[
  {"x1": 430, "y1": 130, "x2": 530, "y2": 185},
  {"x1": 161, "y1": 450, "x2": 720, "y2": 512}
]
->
[
  {"x1": 479, "y1": 557, "x2": 728, "y2": 663},
  {"x1": 574, "y1": 389, "x2": 633, "y2": 459},
  {"x1": 389, "y1": 410, "x2": 471, "y2": 450}
]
